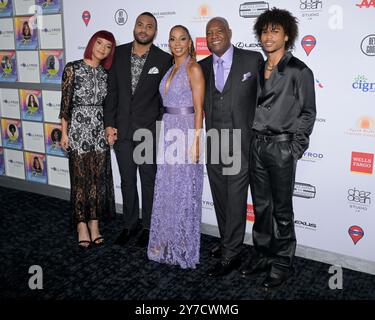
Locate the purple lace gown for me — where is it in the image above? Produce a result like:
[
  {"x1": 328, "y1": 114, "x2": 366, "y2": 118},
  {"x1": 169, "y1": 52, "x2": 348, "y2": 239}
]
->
[{"x1": 147, "y1": 57, "x2": 203, "y2": 269}]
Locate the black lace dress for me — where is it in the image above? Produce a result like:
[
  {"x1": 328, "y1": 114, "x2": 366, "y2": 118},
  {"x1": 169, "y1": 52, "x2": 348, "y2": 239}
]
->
[{"x1": 59, "y1": 59, "x2": 115, "y2": 224}]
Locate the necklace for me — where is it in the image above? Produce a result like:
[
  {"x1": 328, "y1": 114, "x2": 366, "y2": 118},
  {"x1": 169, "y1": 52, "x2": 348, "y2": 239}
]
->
[{"x1": 266, "y1": 62, "x2": 275, "y2": 71}]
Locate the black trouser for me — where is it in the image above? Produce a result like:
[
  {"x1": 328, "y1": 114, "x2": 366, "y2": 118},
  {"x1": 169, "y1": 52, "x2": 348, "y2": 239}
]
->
[
  {"x1": 250, "y1": 134, "x2": 297, "y2": 272},
  {"x1": 114, "y1": 139, "x2": 156, "y2": 230},
  {"x1": 206, "y1": 130, "x2": 249, "y2": 260}
]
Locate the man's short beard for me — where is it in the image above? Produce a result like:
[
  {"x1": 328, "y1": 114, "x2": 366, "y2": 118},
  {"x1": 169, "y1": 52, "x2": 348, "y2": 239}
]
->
[{"x1": 134, "y1": 33, "x2": 155, "y2": 46}]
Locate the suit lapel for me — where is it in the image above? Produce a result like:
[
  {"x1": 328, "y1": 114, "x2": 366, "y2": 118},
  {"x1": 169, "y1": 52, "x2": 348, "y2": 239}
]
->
[
  {"x1": 206, "y1": 56, "x2": 214, "y2": 121},
  {"x1": 229, "y1": 48, "x2": 242, "y2": 112},
  {"x1": 132, "y1": 44, "x2": 156, "y2": 97},
  {"x1": 119, "y1": 44, "x2": 132, "y2": 96}
]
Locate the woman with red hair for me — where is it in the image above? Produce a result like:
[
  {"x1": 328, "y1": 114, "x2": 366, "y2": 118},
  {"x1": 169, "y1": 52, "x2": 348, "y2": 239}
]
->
[{"x1": 59, "y1": 30, "x2": 116, "y2": 249}]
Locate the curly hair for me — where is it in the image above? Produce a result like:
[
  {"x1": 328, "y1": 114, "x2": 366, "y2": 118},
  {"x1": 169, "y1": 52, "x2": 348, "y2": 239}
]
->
[{"x1": 253, "y1": 8, "x2": 299, "y2": 51}]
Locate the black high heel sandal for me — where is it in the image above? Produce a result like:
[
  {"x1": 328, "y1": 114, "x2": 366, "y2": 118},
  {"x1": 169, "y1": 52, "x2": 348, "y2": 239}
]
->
[
  {"x1": 92, "y1": 236, "x2": 104, "y2": 246},
  {"x1": 78, "y1": 240, "x2": 91, "y2": 249}
]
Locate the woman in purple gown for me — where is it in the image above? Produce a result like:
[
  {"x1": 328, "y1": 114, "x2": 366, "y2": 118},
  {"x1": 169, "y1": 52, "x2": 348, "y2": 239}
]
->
[{"x1": 147, "y1": 25, "x2": 205, "y2": 269}]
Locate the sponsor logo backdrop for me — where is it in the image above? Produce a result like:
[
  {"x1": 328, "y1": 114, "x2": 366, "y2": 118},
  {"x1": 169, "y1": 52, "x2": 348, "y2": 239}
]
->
[{"x1": 0, "y1": 0, "x2": 373, "y2": 266}]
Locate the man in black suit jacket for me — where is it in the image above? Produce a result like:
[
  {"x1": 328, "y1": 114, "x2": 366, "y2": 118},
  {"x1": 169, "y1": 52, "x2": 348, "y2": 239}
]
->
[
  {"x1": 240, "y1": 8, "x2": 316, "y2": 289},
  {"x1": 199, "y1": 17, "x2": 263, "y2": 277},
  {"x1": 104, "y1": 12, "x2": 172, "y2": 247}
]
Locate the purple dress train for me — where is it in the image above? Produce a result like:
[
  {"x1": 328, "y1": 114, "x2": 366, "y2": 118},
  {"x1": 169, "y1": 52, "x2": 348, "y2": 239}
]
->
[{"x1": 147, "y1": 57, "x2": 203, "y2": 269}]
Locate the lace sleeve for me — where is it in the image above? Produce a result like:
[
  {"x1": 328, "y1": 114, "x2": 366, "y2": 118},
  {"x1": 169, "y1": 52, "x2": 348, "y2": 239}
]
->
[{"x1": 59, "y1": 62, "x2": 74, "y2": 121}]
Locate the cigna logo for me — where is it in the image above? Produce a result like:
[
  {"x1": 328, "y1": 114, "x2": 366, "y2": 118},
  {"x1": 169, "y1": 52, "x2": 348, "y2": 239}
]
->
[
  {"x1": 352, "y1": 75, "x2": 375, "y2": 92},
  {"x1": 315, "y1": 79, "x2": 323, "y2": 88},
  {"x1": 356, "y1": 0, "x2": 375, "y2": 8}
]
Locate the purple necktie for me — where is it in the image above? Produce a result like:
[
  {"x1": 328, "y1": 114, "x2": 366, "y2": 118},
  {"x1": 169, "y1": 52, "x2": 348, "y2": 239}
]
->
[{"x1": 215, "y1": 58, "x2": 224, "y2": 92}]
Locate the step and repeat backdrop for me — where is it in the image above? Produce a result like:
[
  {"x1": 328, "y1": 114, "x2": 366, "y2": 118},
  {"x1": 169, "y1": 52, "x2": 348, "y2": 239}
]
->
[
  {"x1": 1, "y1": 0, "x2": 374, "y2": 267},
  {"x1": 0, "y1": 0, "x2": 68, "y2": 188}
]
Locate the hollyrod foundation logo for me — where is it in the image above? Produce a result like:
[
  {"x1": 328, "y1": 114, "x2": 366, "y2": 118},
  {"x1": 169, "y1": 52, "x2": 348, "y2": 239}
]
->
[
  {"x1": 301, "y1": 151, "x2": 323, "y2": 163},
  {"x1": 350, "y1": 152, "x2": 374, "y2": 174},
  {"x1": 348, "y1": 226, "x2": 364, "y2": 245},
  {"x1": 191, "y1": 4, "x2": 211, "y2": 22},
  {"x1": 352, "y1": 75, "x2": 375, "y2": 92},
  {"x1": 345, "y1": 116, "x2": 375, "y2": 138},
  {"x1": 202, "y1": 199, "x2": 214, "y2": 210}
]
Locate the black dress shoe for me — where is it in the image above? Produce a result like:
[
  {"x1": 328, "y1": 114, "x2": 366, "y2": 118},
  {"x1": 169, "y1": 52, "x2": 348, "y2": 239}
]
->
[
  {"x1": 240, "y1": 258, "x2": 270, "y2": 277},
  {"x1": 262, "y1": 269, "x2": 292, "y2": 289},
  {"x1": 207, "y1": 257, "x2": 241, "y2": 277},
  {"x1": 114, "y1": 228, "x2": 138, "y2": 246},
  {"x1": 210, "y1": 245, "x2": 222, "y2": 258},
  {"x1": 136, "y1": 229, "x2": 150, "y2": 247}
]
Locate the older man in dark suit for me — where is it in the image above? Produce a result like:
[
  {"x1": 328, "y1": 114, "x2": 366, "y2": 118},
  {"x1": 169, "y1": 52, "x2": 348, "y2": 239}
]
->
[
  {"x1": 199, "y1": 17, "x2": 263, "y2": 277},
  {"x1": 104, "y1": 12, "x2": 172, "y2": 247}
]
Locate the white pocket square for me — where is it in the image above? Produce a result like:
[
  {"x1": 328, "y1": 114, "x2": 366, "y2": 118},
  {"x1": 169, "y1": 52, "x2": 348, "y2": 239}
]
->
[
  {"x1": 148, "y1": 67, "x2": 159, "y2": 74},
  {"x1": 241, "y1": 72, "x2": 252, "y2": 82}
]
